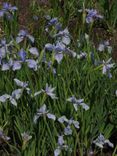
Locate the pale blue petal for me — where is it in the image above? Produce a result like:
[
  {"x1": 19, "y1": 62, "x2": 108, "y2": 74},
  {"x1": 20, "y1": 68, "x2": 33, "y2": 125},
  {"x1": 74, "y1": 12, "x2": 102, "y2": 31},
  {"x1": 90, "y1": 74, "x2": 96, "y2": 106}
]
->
[
  {"x1": 47, "y1": 113, "x2": 56, "y2": 121},
  {"x1": 12, "y1": 61, "x2": 22, "y2": 71},
  {"x1": 16, "y1": 36, "x2": 24, "y2": 43},
  {"x1": 54, "y1": 148, "x2": 61, "y2": 156},
  {"x1": 0, "y1": 94, "x2": 10, "y2": 102},
  {"x1": 11, "y1": 89, "x2": 22, "y2": 99},
  {"x1": 29, "y1": 47, "x2": 39, "y2": 57},
  {"x1": 58, "y1": 116, "x2": 68, "y2": 123},
  {"x1": 55, "y1": 53, "x2": 63, "y2": 63},
  {"x1": 27, "y1": 35, "x2": 35, "y2": 43},
  {"x1": 2, "y1": 63, "x2": 10, "y2": 71},
  {"x1": 10, "y1": 98, "x2": 17, "y2": 106}
]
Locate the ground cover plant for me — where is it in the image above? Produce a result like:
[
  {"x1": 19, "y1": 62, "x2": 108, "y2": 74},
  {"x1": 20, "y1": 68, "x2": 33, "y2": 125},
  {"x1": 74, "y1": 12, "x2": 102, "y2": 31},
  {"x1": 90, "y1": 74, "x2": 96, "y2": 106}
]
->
[{"x1": 0, "y1": 0, "x2": 117, "y2": 156}]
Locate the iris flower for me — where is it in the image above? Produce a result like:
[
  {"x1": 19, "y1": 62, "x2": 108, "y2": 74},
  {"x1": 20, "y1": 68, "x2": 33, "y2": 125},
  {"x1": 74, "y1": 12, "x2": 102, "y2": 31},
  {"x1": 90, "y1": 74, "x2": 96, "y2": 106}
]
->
[
  {"x1": 67, "y1": 96, "x2": 89, "y2": 111},
  {"x1": 18, "y1": 49, "x2": 27, "y2": 62},
  {"x1": 85, "y1": 9, "x2": 103, "y2": 23},
  {"x1": 16, "y1": 30, "x2": 34, "y2": 43},
  {"x1": 1, "y1": 59, "x2": 22, "y2": 71},
  {"x1": 54, "y1": 135, "x2": 69, "y2": 156},
  {"x1": 14, "y1": 78, "x2": 31, "y2": 94},
  {"x1": 98, "y1": 41, "x2": 112, "y2": 53},
  {"x1": 102, "y1": 58, "x2": 115, "y2": 78},
  {"x1": 0, "y1": 129, "x2": 10, "y2": 144},
  {"x1": 0, "y1": 2, "x2": 17, "y2": 20},
  {"x1": 34, "y1": 83, "x2": 57, "y2": 99},
  {"x1": 33, "y1": 104, "x2": 56, "y2": 123},
  {"x1": 58, "y1": 116, "x2": 79, "y2": 135},
  {"x1": 0, "y1": 89, "x2": 23, "y2": 106},
  {"x1": 93, "y1": 133, "x2": 114, "y2": 148}
]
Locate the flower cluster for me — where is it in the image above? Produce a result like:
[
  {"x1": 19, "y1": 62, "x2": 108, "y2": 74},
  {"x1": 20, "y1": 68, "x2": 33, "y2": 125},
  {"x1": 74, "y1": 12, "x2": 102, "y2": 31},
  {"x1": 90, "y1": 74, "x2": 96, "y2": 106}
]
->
[{"x1": 58, "y1": 116, "x2": 80, "y2": 135}]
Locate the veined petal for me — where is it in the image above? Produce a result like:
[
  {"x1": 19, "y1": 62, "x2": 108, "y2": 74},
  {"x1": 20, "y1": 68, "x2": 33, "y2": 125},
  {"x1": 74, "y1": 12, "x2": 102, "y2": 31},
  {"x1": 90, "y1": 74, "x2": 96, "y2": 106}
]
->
[
  {"x1": 16, "y1": 36, "x2": 24, "y2": 43},
  {"x1": 47, "y1": 113, "x2": 56, "y2": 121},
  {"x1": 73, "y1": 104, "x2": 78, "y2": 111},
  {"x1": 12, "y1": 61, "x2": 22, "y2": 71},
  {"x1": 27, "y1": 34, "x2": 35, "y2": 43},
  {"x1": 2, "y1": 63, "x2": 10, "y2": 71},
  {"x1": 0, "y1": 94, "x2": 10, "y2": 102},
  {"x1": 55, "y1": 53, "x2": 63, "y2": 63},
  {"x1": 80, "y1": 103, "x2": 89, "y2": 110},
  {"x1": 10, "y1": 97, "x2": 17, "y2": 106},
  {"x1": 54, "y1": 148, "x2": 61, "y2": 156},
  {"x1": 11, "y1": 89, "x2": 22, "y2": 100},
  {"x1": 14, "y1": 78, "x2": 28, "y2": 88},
  {"x1": 33, "y1": 90, "x2": 42, "y2": 97},
  {"x1": 58, "y1": 116, "x2": 68, "y2": 123},
  {"x1": 29, "y1": 47, "x2": 39, "y2": 57}
]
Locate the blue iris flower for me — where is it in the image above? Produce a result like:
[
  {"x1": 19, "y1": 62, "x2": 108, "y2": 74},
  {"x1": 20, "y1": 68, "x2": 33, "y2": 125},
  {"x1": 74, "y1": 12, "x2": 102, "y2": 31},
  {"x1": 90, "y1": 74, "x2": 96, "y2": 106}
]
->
[
  {"x1": 0, "y1": 2, "x2": 17, "y2": 20},
  {"x1": 18, "y1": 49, "x2": 26, "y2": 62}
]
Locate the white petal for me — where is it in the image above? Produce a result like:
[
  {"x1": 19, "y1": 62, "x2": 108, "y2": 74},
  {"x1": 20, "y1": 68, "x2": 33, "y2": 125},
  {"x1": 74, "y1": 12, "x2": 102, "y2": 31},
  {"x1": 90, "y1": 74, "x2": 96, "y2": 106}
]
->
[
  {"x1": 80, "y1": 103, "x2": 89, "y2": 110},
  {"x1": 104, "y1": 140, "x2": 114, "y2": 148},
  {"x1": 29, "y1": 47, "x2": 39, "y2": 57},
  {"x1": 2, "y1": 63, "x2": 10, "y2": 71},
  {"x1": 39, "y1": 104, "x2": 47, "y2": 113},
  {"x1": 12, "y1": 89, "x2": 22, "y2": 99},
  {"x1": 62, "y1": 36, "x2": 70, "y2": 45},
  {"x1": 47, "y1": 113, "x2": 56, "y2": 121},
  {"x1": 33, "y1": 115, "x2": 39, "y2": 123},
  {"x1": 55, "y1": 53, "x2": 63, "y2": 63},
  {"x1": 10, "y1": 98, "x2": 17, "y2": 106},
  {"x1": 33, "y1": 90, "x2": 42, "y2": 97},
  {"x1": 54, "y1": 148, "x2": 61, "y2": 156},
  {"x1": 73, "y1": 104, "x2": 78, "y2": 111},
  {"x1": 58, "y1": 116, "x2": 68, "y2": 123},
  {"x1": 73, "y1": 121, "x2": 80, "y2": 129},
  {"x1": 27, "y1": 35, "x2": 35, "y2": 43},
  {"x1": 14, "y1": 79, "x2": 24, "y2": 87},
  {"x1": 0, "y1": 94, "x2": 10, "y2": 102}
]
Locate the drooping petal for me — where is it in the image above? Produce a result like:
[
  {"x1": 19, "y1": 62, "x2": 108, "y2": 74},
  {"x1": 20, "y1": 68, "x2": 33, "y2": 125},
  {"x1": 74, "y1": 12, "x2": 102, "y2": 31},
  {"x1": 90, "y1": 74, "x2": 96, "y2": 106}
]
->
[
  {"x1": 10, "y1": 97, "x2": 17, "y2": 106},
  {"x1": 12, "y1": 61, "x2": 22, "y2": 71},
  {"x1": 72, "y1": 121, "x2": 80, "y2": 129},
  {"x1": 54, "y1": 148, "x2": 61, "y2": 156},
  {"x1": 45, "y1": 43, "x2": 55, "y2": 51},
  {"x1": 58, "y1": 135, "x2": 64, "y2": 146},
  {"x1": 47, "y1": 113, "x2": 56, "y2": 121},
  {"x1": 26, "y1": 59, "x2": 38, "y2": 70},
  {"x1": 64, "y1": 125, "x2": 72, "y2": 135},
  {"x1": 54, "y1": 53, "x2": 63, "y2": 63},
  {"x1": 29, "y1": 47, "x2": 39, "y2": 57},
  {"x1": 80, "y1": 103, "x2": 89, "y2": 111},
  {"x1": 33, "y1": 115, "x2": 40, "y2": 123},
  {"x1": 33, "y1": 90, "x2": 42, "y2": 97},
  {"x1": 2, "y1": 63, "x2": 10, "y2": 71},
  {"x1": 0, "y1": 94, "x2": 10, "y2": 102},
  {"x1": 27, "y1": 34, "x2": 35, "y2": 43},
  {"x1": 58, "y1": 116, "x2": 68, "y2": 123},
  {"x1": 38, "y1": 104, "x2": 47, "y2": 113},
  {"x1": 14, "y1": 78, "x2": 28, "y2": 88},
  {"x1": 18, "y1": 49, "x2": 26, "y2": 61},
  {"x1": 62, "y1": 35, "x2": 70, "y2": 45},
  {"x1": 11, "y1": 89, "x2": 22, "y2": 100},
  {"x1": 104, "y1": 140, "x2": 114, "y2": 148}
]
